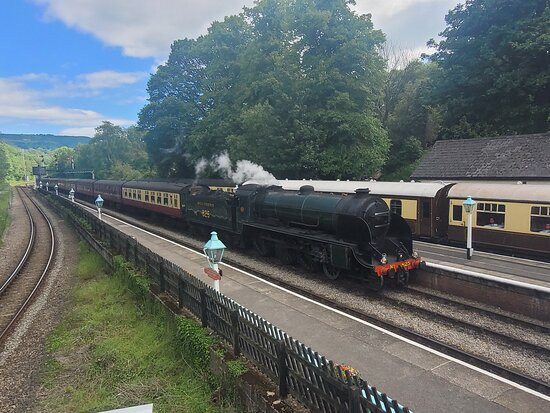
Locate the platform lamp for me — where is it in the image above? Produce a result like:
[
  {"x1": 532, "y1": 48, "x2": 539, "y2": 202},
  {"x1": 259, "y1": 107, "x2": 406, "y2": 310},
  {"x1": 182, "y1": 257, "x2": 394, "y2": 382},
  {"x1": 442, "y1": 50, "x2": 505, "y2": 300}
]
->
[
  {"x1": 463, "y1": 196, "x2": 476, "y2": 260},
  {"x1": 54, "y1": 184, "x2": 58, "y2": 196},
  {"x1": 203, "y1": 231, "x2": 226, "y2": 292},
  {"x1": 69, "y1": 188, "x2": 75, "y2": 202},
  {"x1": 95, "y1": 194, "x2": 104, "y2": 221}
]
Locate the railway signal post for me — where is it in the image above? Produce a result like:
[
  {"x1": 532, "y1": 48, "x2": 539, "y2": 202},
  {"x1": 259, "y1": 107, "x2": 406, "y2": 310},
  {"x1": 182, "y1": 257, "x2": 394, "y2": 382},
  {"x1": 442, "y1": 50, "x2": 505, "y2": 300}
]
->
[
  {"x1": 54, "y1": 184, "x2": 58, "y2": 196},
  {"x1": 203, "y1": 231, "x2": 226, "y2": 292},
  {"x1": 463, "y1": 196, "x2": 476, "y2": 259},
  {"x1": 69, "y1": 188, "x2": 75, "y2": 202},
  {"x1": 95, "y1": 195, "x2": 104, "y2": 221}
]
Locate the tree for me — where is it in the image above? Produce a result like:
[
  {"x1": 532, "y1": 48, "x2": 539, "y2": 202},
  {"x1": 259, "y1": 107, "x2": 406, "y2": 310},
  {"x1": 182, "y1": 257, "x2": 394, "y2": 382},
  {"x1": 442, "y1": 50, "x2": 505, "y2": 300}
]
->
[
  {"x1": 48, "y1": 147, "x2": 75, "y2": 172},
  {"x1": 428, "y1": 0, "x2": 549, "y2": 138},
  {"x1": 139, "y1": 0, "x2": 389, "y2": 180},
  {"x1": 75, "y1": 122, "x2": 152, "y2": 179},
  {"x1": 0, "y1": 144, "x2": 10, "y2": 183},
  {"x1": 380, "y1": 61, "x2": 443, "y2": 180}
]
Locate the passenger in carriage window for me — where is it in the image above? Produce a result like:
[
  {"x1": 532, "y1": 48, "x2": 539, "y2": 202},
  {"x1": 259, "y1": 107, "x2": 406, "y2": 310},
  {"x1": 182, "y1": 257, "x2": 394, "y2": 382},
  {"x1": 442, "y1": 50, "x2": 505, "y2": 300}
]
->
[{"x1": 541, "y1": 223, "x2": 550, "y2": 234}]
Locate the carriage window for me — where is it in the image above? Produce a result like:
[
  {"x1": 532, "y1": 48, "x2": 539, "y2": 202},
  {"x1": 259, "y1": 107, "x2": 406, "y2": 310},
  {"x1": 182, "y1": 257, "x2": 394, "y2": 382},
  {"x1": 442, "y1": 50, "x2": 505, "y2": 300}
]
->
[
  {"x1": 390, "y1": 200, "x2": 402, "y2": 216},
  {"x1": 145, "y1": 193, "x2": 149, "y2": 202},
  {"x1": 530, "y1": 205, "x2": 550, "y2": 233},
  {"x1": 163, "y1": 196, "x2": 169, "y2": 206},
  {"x1": 476, "y1": 202, "x2": 505, "y2": 228},
  {"x1": 453, "y1": 205, "x2": 462, "y2": 221},
  {"x1": 137, "y1": 191, "x2": 142, "y2": 201},
  {"x1": 422, "y1": 201, "x2": 431, "y2": 218},
  {"x1": 157, "y1": 196, "x2": 161, "y2": 204}
]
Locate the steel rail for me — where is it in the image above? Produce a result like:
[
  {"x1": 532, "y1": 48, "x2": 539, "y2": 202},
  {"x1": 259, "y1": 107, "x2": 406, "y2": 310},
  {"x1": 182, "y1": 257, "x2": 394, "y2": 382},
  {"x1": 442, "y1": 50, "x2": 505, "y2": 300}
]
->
[
  {"x1": 57, "y1": 193, "x2": 550, "y2": 395},
  {"x1": 0, "y1": 188, "x2": 56, "y2": 342},
  {"x1": 0, "y1": 189, "x2": 36, "y2": 295}
]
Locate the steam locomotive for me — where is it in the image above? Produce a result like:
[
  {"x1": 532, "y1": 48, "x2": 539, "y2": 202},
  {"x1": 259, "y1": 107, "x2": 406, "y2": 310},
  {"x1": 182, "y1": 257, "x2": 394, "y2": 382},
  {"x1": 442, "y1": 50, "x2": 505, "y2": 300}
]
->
[{"x1": 45, "y1": 178, "x2": 421, "y2": 289}]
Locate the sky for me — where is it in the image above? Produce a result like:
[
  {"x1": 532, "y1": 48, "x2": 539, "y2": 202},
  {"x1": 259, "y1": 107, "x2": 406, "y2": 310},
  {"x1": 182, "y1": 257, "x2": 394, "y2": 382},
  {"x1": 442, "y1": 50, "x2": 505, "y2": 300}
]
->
[{"x1": 0, "y1": 0, "x2": 459, "y2": 138}]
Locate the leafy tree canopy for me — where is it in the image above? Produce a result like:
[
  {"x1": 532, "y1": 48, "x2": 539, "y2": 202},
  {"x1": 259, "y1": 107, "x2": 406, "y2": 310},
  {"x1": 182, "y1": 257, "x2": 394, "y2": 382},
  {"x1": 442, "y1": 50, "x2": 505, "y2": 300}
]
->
[
  {"x1": 74, "y1": 122, "x2": 152, "y2": 180},
  {"x1": 428, "y1": 0, "x2": 550, "y2": 138},
  {"x1": 139, "y1": 0, "x2": 388, "y2": 179}
]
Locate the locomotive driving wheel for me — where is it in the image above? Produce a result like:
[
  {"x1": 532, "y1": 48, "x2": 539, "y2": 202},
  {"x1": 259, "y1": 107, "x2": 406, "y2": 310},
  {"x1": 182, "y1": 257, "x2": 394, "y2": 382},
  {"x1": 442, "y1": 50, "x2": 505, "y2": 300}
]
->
[{"x1": 322, "y1": 263, "x2": 341, "y2": 280}]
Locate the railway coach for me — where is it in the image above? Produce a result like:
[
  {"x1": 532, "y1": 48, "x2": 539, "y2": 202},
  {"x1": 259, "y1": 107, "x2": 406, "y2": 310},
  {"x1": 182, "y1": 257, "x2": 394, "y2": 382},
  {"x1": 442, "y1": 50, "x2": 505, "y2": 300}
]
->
[{"x1": 447, "y1": 183, "x2": 550, "y2": 256}]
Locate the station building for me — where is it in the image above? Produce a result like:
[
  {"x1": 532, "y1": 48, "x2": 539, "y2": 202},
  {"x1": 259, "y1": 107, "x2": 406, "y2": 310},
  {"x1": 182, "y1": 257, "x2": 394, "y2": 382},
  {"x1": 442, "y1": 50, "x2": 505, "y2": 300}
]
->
[{"x1": 410, "y1": 132, "x2": 550, "y2": 185}]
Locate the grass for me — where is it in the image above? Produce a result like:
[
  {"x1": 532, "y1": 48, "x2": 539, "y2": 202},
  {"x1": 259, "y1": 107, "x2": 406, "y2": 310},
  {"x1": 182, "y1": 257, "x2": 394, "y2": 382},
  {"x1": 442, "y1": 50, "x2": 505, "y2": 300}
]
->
[
  {"x1": 0, "y1": 183, "x2": 10, "y2": 247},
  {"x1": 37, "y1": 243, "x2": 220, "y2": 413}
]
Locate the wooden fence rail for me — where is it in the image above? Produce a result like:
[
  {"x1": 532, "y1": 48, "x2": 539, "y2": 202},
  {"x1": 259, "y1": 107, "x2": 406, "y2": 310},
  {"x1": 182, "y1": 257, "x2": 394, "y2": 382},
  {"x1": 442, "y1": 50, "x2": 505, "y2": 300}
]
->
[{"x1": 41, "y1": 190, "x2": 411, "y2": 413}]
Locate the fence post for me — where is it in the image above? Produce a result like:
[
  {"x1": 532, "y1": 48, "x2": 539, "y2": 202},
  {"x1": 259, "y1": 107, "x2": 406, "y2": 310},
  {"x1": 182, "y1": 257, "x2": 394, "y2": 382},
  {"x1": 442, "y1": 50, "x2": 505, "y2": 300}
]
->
[
  {"x1": 348, "y1": 385, "x2": 361, "y2": 413},
  {"x1": 200, "y1": 289, "x2": 208, "y2": 328},
  {"x1": 159, "y1": 262, "x2": 166, "y2": 292},
  {"x1": 178, "y1": 277, "x2": 185, "y2": 309},
  {"x1": 230, "y1": 309, "x2": 240, "y2": 357},
  {"x1": 276, "y1": 340, "x2": 289, "y2": 398}
]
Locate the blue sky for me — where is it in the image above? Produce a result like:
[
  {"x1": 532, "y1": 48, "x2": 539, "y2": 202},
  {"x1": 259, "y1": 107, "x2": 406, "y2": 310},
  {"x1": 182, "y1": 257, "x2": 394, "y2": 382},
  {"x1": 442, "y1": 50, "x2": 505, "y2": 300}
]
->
[{"x1": 0, "y1": 0, "x2": 458, "y2": 137}]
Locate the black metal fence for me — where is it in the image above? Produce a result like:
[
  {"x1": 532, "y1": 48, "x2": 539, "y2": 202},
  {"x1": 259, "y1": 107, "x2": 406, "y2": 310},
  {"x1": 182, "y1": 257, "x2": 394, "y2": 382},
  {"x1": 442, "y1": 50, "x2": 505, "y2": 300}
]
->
[{"x1": 41, "y1": 191, "x2": 412, "y2": 413}]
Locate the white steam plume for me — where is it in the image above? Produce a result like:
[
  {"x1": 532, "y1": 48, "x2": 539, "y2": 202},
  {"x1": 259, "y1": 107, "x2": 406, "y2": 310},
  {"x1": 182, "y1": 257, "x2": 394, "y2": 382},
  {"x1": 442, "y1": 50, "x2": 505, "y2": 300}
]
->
[{"x1": 195, "y1": 152, "x2": 279, "y2": 186}]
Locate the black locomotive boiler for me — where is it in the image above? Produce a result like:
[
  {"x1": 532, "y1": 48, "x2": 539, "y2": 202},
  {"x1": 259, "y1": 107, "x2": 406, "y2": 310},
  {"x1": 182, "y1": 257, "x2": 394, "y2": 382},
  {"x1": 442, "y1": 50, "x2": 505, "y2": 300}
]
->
[{"x1": 185, "y1": 183, "x2": 421, "y2": 289}]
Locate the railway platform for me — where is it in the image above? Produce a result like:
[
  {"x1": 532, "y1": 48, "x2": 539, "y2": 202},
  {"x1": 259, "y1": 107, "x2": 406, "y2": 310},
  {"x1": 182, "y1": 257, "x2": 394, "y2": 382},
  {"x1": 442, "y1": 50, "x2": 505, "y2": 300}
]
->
[
  {"x1": 80, "y1": 206, "x2": 549, "y2": 413},
  {"x1": 415, "y1": 240, "x2": 550, "y2": 288}
]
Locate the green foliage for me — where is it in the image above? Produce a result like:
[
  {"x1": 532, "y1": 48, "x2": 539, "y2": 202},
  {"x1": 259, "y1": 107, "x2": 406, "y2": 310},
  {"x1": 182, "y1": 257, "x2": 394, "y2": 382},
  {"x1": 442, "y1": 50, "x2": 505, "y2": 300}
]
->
[
  {"x1": 38, "y1": 243, "x2": 219, "y2": 413},
  {"x1": 380, "y1": 61, "x2": 440, "y2": 180},
  {"x1": 112, "y1": 255, "x2": 151, "y2": 301},
  {"x1": 0, "y1": 144, "x2": 9, "y2": 183},
  {"x1": 0, "y1": 141, "x2": 42, "y2": 183},
  {"x1": 47, "y1": 146, "x2": 75, "y2": 173},
  {"x1": 140, "y1": 0, "x2": 388, "y2": 179},
  {"x1": 428, "y1": 0, "x2": 549, "y2": 138},
  {"x1": 74, "y1": 122, "x2": 153, "y2": 179},
  {"x1": 226, "y1": 359, "x2": 248, "y2": 378},
  {"x1": 0, "y1": 185, "x2": 10, "y2": 246},
  {"x1": 175, "y1": 317, "x2": 214, "y2": 371}
]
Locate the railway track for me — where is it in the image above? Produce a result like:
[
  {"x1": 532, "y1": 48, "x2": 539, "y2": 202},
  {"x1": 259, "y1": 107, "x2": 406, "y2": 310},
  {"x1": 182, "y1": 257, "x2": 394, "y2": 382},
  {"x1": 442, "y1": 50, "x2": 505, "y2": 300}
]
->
[
  {"x1": 55, "y1": 194, "x2": 550, "y2": 395},
  {"x1": 0, "y1": 188, "x2": 55, "y2": 343}
]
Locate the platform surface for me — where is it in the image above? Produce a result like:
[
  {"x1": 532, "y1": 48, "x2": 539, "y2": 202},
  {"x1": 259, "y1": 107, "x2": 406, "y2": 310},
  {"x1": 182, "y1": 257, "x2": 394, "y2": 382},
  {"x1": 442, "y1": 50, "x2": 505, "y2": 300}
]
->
[
  {"x1": 414, "y1": 240, "x2": 550, "y2": 288},
  {"x1": 91, "y1": 208, "x2": 550, "y2": 413}
]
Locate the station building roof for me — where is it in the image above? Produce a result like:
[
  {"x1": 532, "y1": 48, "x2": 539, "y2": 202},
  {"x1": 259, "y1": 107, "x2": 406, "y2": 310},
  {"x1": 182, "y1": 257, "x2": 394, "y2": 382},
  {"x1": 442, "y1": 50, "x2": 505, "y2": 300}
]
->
[
  {"x1": 411, "y1": 132, "x2": 550, "y2": 181},
  {"x1": 280, "y1": 180, "x2": 451, "y2": 198}
]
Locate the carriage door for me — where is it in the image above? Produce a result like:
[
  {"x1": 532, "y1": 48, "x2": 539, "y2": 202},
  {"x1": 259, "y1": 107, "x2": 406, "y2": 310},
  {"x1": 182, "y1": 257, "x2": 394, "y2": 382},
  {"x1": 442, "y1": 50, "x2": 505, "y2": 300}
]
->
[{"x1": 419, "y1": 199, "x2": 432, "y2": 237}]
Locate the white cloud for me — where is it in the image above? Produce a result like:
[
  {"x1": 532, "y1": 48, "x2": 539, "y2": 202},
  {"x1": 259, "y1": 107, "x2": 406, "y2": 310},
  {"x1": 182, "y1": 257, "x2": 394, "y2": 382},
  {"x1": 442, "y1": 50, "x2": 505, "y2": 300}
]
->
[
  {"x1": 0, "y1": 77, "x2": 133, "y2": 136},
  {"x1": 59, "y1": 126, "x2": 98, "y2": 136},
  {"x1": 33, "y1": 0, "x2": 457, "y2": 61},
  {"x1": 76, "y1": 70, "x2": 146, "y2": 91},
  {"x1": 34, "y1": 0, "x2": 255, "y2": 59}
]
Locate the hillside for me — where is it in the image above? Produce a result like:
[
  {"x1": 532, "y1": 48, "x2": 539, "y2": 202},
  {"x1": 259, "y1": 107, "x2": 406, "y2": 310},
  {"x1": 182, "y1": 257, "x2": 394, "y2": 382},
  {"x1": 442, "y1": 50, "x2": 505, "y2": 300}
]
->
[{"x1": 0, "y1": 133, "x2": 90, "y2": 149}]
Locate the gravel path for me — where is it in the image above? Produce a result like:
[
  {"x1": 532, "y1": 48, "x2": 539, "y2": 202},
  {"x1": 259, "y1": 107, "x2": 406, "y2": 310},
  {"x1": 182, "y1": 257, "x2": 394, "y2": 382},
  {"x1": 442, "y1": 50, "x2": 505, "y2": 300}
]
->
[
  {"x1": 86, "y1": 200, "x2": 550, "y2": 385},
  {"x1": 0, "y1": 192, "x2": 79, "y2": 413},
  {"x1": 0, "y1": 189, "x2": 32, "y2": 287}
]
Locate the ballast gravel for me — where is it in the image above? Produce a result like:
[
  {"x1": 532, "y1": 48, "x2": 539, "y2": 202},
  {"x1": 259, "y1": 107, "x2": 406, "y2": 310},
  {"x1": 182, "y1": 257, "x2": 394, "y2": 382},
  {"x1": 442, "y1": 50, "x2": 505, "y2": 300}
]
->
[
  {"x1": 76, "y1": 200, "x2": 550, "y2": 385},
  {"x1": 0, "y1": 190, "x2": 32, "y2": 287},
  {"x1": 0, "y1": 193, "x2": 79, "y2": 412}
]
